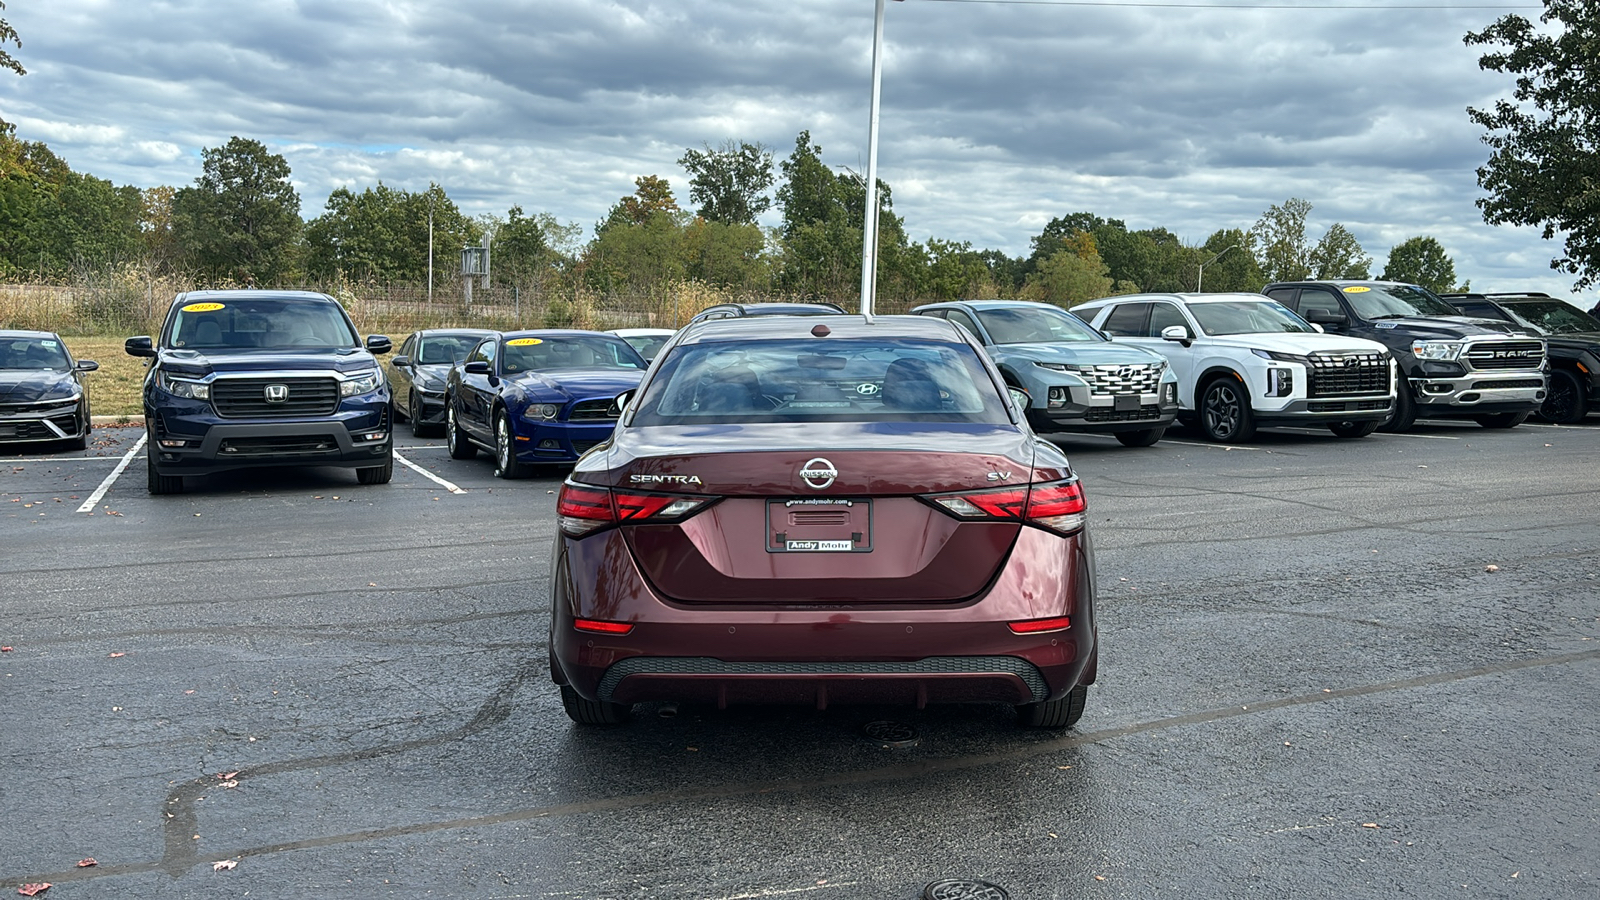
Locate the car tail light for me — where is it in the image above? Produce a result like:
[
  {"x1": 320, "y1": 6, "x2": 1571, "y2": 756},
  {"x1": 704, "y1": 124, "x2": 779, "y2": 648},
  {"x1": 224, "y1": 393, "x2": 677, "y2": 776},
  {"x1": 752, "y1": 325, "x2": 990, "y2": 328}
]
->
[
  {"x1": 556, "y1": 481, "x2": 715, "y2": 537},
  {"x1": 1008, "y1": 616, "x2": 1071, "y2": 634},
  {"x1": 573, "y1": 618, "x2": 634, "y2": 635},
  {"x1": 923, "y1": 478, "x2": 1087, "y2": 535}
]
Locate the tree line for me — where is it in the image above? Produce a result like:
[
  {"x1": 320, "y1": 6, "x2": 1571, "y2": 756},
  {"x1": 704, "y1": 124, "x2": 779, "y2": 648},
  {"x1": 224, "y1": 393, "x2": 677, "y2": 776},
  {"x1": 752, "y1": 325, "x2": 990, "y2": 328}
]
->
[{"x1": 0, "y1": 126, "x2": 1472, "y2": 308}]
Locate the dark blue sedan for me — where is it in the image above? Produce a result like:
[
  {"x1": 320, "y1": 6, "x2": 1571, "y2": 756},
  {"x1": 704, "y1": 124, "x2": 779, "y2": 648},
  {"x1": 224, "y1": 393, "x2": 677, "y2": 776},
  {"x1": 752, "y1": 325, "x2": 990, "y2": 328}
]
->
[{"x1": 444, "y1": 330, "x2": 648, "y2": 477}]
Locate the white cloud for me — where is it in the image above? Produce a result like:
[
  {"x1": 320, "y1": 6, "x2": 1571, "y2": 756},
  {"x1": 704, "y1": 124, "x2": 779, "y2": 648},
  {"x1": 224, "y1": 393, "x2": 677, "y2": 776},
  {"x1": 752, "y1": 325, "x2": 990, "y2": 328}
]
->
[{"x1": 0, "y1": 0, "x2": 1586, "y2": 299}]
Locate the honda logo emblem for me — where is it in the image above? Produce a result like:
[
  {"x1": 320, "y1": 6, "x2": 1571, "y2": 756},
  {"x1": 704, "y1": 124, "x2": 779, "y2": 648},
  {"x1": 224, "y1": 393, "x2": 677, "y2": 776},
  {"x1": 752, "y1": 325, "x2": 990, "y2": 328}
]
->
[{"x1": 264, "y1": 384, "x2": 289, "y2": 403}]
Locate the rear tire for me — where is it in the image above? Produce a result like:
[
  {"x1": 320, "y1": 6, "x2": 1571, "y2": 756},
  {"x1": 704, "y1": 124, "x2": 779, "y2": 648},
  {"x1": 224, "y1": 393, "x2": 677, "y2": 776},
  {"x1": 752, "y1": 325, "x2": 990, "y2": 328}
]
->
[
  {"x1": 1328, "y1": 419, "x2": 1379, "y2": 439},
  {"x1": 493, "y1": 410, "x2": 529, "y2": 479},
  {"x1": 1017, "y1": 683, "x2": 1087, "y2": 728},
  {"x1": 445, "y1": 401, "x2": 476, "y2": 459},
  {"x1": 1475, "y1": 411, "x2": 1529, "y2": 429},
  {"x1": 1199, "y1": 377, "x2": 1255, "y2": 443},
  {"x1": 356, "y1": 445, "x2": 393, "y2": 484},
  {"x1": 1115, "y1": 426, "x2": 1165, "y2": 447},
  {"x1": 1539, "y1": 369, "x2": 1588, "y2": 424},
  {"x1": 560, "y1": 685, "x2": 631, "y2": 725},
  {"x1": 146, "y1": 438, "x2": 184, "y2": 495},
  {"x1": 1378, "y1": 381, "x2": 1417, "y2": 433}
]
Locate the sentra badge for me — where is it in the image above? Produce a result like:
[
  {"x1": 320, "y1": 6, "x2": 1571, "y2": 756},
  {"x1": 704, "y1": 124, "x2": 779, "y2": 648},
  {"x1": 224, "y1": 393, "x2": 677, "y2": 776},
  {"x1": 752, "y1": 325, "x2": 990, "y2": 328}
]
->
[
  {"x1": 629, "y1": 474, "x2": 703, "y2": 485},
  {"x1": 799, "y1": 457, "x2": 838, "y2": 489}
]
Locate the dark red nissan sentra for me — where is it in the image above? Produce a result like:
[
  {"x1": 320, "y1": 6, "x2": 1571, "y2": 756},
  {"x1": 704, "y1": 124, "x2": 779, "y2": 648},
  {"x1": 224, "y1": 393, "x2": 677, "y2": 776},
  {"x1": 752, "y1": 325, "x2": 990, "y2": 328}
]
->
[{"x1": 549, "y1": 314, "x2": 1098, "y2": 728}]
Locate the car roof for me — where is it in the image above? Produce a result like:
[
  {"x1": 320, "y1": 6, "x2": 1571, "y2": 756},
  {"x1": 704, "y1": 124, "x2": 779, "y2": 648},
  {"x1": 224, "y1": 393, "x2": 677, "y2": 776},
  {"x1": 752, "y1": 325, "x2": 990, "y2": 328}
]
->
[
  {"x1": 168, "y1": 289, "x2": 342, "y2": 307},
  {"x1": 912, "y1": 300, "x2": 1075, "y2": 312},
  {"x1": 608, "y1": 328, "x2": 677, "y2": 336},
  {"x1": 1077, "y1": 292, "x2": 1271, "y2": 307},
  {"x1": 676, "y1": 314, "x2": 964, "y2": 345},
  {"x1": 414, "y1": 328, "x2": 496, "y2": 337},
  {"x1": 498, "y1": 328, "x2": 632, "y2": 341},
  {"x1": 0, "y1": 329, "x2": 61, "y2": 340},
  {"x1": 699, "y1": 302, "x2": 846, "y2": 316}
]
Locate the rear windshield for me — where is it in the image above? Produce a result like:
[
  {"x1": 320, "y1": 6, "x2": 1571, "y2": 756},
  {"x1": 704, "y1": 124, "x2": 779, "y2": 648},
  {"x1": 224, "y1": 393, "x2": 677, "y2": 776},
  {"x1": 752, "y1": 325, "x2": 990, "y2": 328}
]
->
[
  {"x1": 1190, "y1": 300, "x2": 1315, "y2": 336},
  {"x1": 0, "y1": 337, "x2": 71, "y2": 371},
  {"x1": 629, "y1": 338, "x2": 1010, "y2": 425},
  {"x1": 417, "y1": 334, "x2": 484, "y2": 365},
  {"x1": 1500, "y1": 300, "x2": 1600, "y2": 335},
  {"x1": 169, "y1": 298, "x2": 358, "y2": 351},
  {"x1": 501, "y1": 335, "x2": 646, "y2": 373},
  {"x1": 976, "y1": 306, "x2": 1105, "y2": 344}
]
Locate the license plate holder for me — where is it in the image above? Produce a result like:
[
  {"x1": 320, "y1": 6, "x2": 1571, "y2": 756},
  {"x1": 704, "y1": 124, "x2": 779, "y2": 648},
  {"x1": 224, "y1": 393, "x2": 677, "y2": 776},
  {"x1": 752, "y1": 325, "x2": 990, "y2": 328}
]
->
[
  {"x1": 1114, "y1": 394, "x2": 1141, "y2": 412},
  {"x1": 767, "y1": 498, "x2": 873, "y2": 553}
]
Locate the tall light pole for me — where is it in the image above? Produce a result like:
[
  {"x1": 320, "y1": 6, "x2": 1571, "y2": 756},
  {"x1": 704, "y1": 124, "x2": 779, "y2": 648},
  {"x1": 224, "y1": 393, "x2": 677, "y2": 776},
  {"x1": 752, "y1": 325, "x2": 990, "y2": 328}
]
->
[
  {"x1": 427, "y1": 189, "x2": 435, "y2": 306},
  {"x1": 858, "y1": 0, "x2": 901, "y2": 319},
  {"x1": 1196, "y1": 244, "x2": 1241, "y2": 292}
]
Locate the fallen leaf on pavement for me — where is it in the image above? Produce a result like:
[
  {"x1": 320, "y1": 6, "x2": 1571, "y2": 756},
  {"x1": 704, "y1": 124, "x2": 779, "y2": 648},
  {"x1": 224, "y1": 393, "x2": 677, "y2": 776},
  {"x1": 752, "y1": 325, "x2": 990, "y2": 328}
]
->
[
  {"x1": 220, "y1": 780, "x2": 238, "y2": 789},
  {"x1": 108, "y1": 652, "x2": 125, "y2": 658},
  {"x1": 0, "y1": 647, "x2": 11, "y2": 653},
  {"x1": 75, "y1": 859, "x2": 96, "y2": 868},
  {"x1": 212, "y1": 860, "x2": 237, "y2": 871},
  {"x1": 1485, "y1": 564, "x2": 1500, "y2": 573},
  {"x1": 17, "y1": 884, "x2": 50, "y2": 896},
  {"x1": 217, "y1": 771, "x2": 239, "y2": 779},
  {"x1": 1362, "y1": 823, "x2": 1380, "y2": 828},
  {"x1": 184, "y1": 690, "x2": 195, "y2": 695}
]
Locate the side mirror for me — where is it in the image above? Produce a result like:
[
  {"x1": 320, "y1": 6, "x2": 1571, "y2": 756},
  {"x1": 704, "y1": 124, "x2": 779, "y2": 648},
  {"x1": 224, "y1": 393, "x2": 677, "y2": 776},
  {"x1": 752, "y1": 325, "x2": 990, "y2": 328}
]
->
[
  {"x1": 1160, "y1": 325, "x2": 1191, "y2": 343},
  {"x1": 614, "y1": 389, "x2": 636, "y2": 413},
  {"x1": 1305, "y1": 310, "x2": 1348, "y2": 329},
  {"x1": 365, "y1": 335, "x2": 392, "y2": 355},
  {"x1": 76, "y1": 359, "x2": 100, "y2": 372},
  {"x1": 463, "y1": 360, "x2": 491, "y2": 376},
  {"x1": 390, "y1": 355, "x2": 412, "y2": 368},
  {"x1": 125, "y1": 336, "x2": 154, "y2": 358},
  {"x1": 1007, "y1": 386, "x2": 1031, "y2": 411}
]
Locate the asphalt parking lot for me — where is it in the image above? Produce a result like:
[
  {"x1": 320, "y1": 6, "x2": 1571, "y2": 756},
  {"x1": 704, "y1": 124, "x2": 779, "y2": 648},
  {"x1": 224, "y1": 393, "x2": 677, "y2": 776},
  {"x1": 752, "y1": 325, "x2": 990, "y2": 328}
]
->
[{"x1": 2, "y1": 421, "x2": 1597, "y2": 899}]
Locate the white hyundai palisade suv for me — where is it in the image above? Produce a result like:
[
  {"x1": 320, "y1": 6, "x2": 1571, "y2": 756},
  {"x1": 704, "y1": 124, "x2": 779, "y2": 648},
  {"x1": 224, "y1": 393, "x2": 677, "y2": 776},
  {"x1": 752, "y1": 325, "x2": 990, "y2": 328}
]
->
[{"x1": 1072, "y1": 292, "x2": 1395, "y2": 442}]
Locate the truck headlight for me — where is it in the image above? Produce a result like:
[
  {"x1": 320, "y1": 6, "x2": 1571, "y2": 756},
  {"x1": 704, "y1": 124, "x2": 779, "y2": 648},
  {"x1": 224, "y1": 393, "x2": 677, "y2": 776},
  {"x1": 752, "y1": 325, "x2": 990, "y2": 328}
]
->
[
  {"x1": 340, "y1": 370, "x2": 382, "y2": 397},
  {"x1": 157, "y1": 371, "x2": 210, "y2": 400},
  {"x1": 1412, "y1": 341, "x2": 1463, "y2": 361}
]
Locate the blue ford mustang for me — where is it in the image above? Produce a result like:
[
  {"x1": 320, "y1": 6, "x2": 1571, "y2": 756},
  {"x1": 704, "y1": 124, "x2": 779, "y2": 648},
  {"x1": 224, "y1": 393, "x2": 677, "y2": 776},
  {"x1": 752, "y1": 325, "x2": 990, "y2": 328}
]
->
[{"x1": 444, "y1": 330, "x2": 648, "y2": 476}]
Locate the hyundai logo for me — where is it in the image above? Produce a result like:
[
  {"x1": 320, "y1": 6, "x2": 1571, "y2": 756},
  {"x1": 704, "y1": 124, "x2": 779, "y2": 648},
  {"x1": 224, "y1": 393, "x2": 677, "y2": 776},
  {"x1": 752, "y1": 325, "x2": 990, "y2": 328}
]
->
[
  {"x1": 799, "y1": 457, "x2": 838, "y2": 490},
  {"x1": 1115, "y1": 366, "x2": 1133, "y2": 379},
  {"x1": 264, "y1": 384, "x2": 289, "y2": 403},
  {"x1": 1343, "y1": 357, "x2": 1359, "y2": 368},
  {"x1": 856, "y1": 382, "x2": 880, "y2": 395}
]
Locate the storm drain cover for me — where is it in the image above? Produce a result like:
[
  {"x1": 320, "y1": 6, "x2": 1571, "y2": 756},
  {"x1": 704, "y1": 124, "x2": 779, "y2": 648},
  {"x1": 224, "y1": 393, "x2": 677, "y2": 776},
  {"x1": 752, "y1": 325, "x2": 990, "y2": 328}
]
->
[
  {"x1": 922, "y1": 879, "x2": 1011, "y2": 900},
  {"x1": 861, "y1": 720, "x2": 920, "y2": 748}
]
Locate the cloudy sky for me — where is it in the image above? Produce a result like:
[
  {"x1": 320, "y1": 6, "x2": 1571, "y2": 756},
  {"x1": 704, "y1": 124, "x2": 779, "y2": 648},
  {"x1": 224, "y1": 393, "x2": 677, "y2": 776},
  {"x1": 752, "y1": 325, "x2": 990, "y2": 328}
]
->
[{"x1": 1, "y1": 0, "x2": 1581, "y2": 298}]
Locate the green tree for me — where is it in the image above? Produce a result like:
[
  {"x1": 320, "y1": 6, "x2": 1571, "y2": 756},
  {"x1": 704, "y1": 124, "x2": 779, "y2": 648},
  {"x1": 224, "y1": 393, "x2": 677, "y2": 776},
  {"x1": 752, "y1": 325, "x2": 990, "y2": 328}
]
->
[
  {"x1": 140, "y1": 186, "x2": 181, "y2": 274},
  {"x1": 1309, "y1": 223, "x2": 1372, "y2": 279},
  {"x1": 1382, "y1": 237, "x2": 1459, "y2": 292},
  {"x1": 774, "y1": 130, "x2": 904, "y2": 304},
  {"x1": 1, "y1": 1, "x2": 24, "y2": 77},
  {"x1": 0, "y1": 127, "x2": 142, "y2": 279},
  {"x1": 603, "y1": 175, "x2": 681, "y2": 231},
  {"x1": 1019, "y1": 243, "x2": 1114, "y2": 307},
  {"x1": 678, "y1": 140, "x2": 775, "y2": 226},
  {"x1": 1194, "y1": 229, "x2": 1264, "y2": 292},
  {"x1": 1466, "y1": 1, "x2": 1600, "y2": 287},
  {"x1": 171, "y1": 137, "x2": 302, "y2": 284},
  {"x1": 682, "y1": 219, "x2": 770, "y2": 291},
  {"x1": 1252, "y1": 198, "x2": 1313, "y2": 282},
  {"x1": 1028, "y1": 213, "x2": 1113, "y2": 268},
  {"x1": 495, "y1": 205, "x2": 570, "y2": 288},
  {"x1": 303, "y1": 182, "x2": 474, "y2": 283}
]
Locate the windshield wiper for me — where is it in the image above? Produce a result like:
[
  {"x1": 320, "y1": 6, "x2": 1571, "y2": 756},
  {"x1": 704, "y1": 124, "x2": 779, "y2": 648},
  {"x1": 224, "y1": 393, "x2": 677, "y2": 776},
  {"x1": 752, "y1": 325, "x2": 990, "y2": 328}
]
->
[{"x1": 1367, "y1": 314, "x2": 1412, "y2": 320}]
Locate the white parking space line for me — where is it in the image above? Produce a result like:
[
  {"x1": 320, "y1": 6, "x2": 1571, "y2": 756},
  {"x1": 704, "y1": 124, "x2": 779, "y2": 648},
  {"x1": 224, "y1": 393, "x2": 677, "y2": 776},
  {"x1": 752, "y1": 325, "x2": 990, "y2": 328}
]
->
[
  {"x1": 1159, "y1": 439, "x2": 1266, "y2": 451},
  {"x1": 76, "y1": 432, "x2": 147, "y2": 513},
  {"x1": 393, "y1": 450, "x2": 467, "y2": 494},
  {"x1": 2, "y1": 455, "x2": 123, "y2": 464},
  {"x1": 1378, "y1": 431, "x2": 1461, "y2": 441}
]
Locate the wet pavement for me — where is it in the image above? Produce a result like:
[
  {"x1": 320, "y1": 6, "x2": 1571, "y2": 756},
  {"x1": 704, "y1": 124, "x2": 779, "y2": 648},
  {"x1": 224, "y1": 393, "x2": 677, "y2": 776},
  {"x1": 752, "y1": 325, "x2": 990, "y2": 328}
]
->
[{"x1": 2, "y1": 420, "x2": 1597, "y2": 898}]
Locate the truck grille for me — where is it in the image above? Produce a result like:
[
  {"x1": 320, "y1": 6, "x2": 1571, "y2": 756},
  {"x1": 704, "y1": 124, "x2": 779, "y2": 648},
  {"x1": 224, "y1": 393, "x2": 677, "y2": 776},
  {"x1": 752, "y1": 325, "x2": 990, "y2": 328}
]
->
[
  {"x1": 1306, "y1": 351, "x2": 1389, "y2": 397},
  {"x1": 568, "y1": 398, "x2": 620, "y2": 421},
  {"x1": 1463, "y1": 340, "x2": 1545, "y2": 371},
  {"x1": 1079, "y1": 363, "x2": 1162, "y2": 396},
  {"x1": 211, "y1": 377, "x2": 340, "y2": 418},
  {"x1": 1084, "y1": 404, "x2": 1163, "y2": 422}
]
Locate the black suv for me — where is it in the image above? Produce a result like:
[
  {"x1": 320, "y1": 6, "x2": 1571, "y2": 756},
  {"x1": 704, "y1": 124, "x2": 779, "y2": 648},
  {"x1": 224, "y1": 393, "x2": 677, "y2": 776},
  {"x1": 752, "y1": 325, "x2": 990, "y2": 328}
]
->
[
  {"x1": 1262, "y1": 280, "x2": 1546, "y2": 431},
  {"x1": 126, "y1": 290, "x2": 394, "y2": 494},
  {"x1": 1438, "y1": 292, "x2": 1600, "y2": 423}
]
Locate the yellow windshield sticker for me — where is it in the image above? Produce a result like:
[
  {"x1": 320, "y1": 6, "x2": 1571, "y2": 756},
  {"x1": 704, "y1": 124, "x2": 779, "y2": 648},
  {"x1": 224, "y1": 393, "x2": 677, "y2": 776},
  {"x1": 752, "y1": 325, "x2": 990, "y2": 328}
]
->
[
  {"x1": 1342, "y1": 286, "x2": 1371, "y2": 293},
  {"x1": 182, "y1": 302, "x2": 226, "y2": 312},
  {"x1": 506, "y1": 338, "x2": 543, "y2": 346}
]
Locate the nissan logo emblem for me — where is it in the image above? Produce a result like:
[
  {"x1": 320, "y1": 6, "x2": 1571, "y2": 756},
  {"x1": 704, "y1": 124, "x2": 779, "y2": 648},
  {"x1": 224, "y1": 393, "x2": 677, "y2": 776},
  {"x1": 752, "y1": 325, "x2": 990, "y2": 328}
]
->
[
  {"x1": 264, "y1": 384, "x2": 289, "y2": 403},
  {"x1": 799, "y1": 457, "x2": 838, "y2": 490}
]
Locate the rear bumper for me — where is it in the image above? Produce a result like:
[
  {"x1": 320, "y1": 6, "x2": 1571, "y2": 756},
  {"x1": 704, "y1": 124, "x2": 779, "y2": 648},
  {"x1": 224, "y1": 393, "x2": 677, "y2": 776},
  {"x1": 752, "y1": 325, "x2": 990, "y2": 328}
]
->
[{"x1": 550, "y1": 525, "x2": 1097, "y2": 709}]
